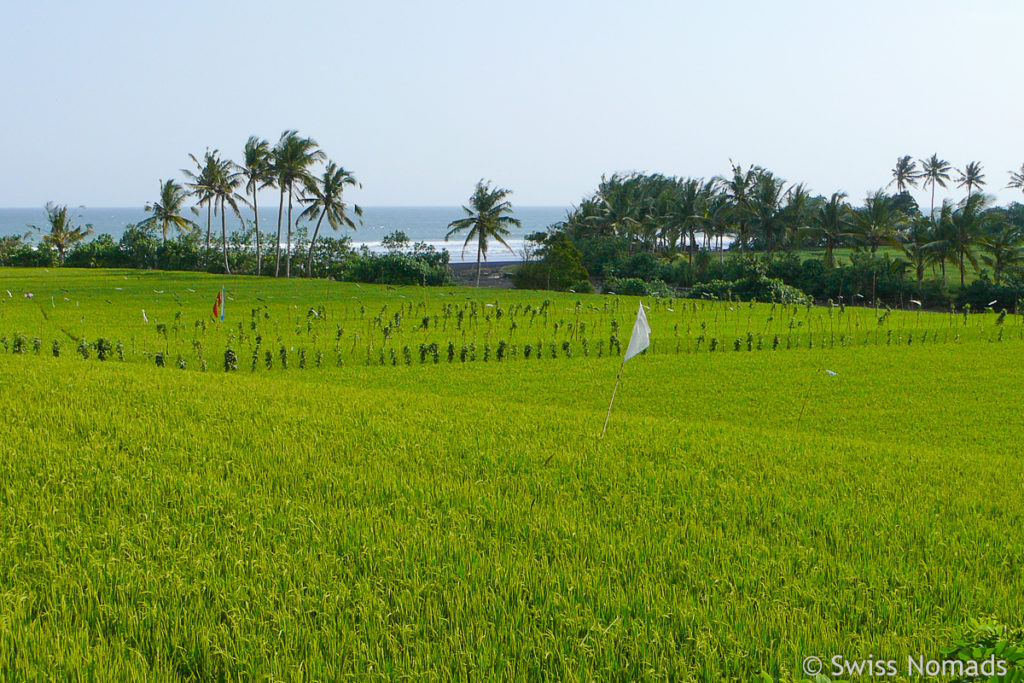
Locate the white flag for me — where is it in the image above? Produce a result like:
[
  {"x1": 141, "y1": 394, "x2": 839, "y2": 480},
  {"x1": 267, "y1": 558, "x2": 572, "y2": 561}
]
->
[{"x1": 623, "y1": 301, "x2": 651, "y2": 362}]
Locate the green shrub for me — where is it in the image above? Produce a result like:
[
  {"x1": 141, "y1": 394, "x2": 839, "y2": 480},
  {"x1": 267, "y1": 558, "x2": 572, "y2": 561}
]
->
[
  {"x1": 603, "y1": 277, "x2": 675, "y2": 297},
  {"x1": 337, "y1": 246, "x2": 452, "y2": 286},
  {"x1": 514, "y1": 233, "x2": 590, "y2": 292},
  {"x1": 688, "y1": 276, "x2": 811, "y2": 306}
]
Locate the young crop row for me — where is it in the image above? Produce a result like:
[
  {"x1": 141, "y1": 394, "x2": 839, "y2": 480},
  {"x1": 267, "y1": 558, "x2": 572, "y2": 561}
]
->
[{"x1": 3, "y1": 314, "x2": 1022, "y2": 374}]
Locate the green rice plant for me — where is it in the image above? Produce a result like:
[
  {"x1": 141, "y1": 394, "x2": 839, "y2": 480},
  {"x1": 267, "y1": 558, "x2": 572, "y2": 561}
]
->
[{"x1": 0, "y1": 269, "x2": 1023, "y2": 680}]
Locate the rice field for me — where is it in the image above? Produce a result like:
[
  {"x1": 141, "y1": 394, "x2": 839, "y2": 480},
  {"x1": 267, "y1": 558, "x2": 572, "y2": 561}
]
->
[{"x1": 0, "y1": 268, "x2": 1022, "y2": 681}]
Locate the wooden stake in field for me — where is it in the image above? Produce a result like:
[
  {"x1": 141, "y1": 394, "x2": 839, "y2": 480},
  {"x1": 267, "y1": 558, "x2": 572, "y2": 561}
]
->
[{"x1": 600, "y1": 300, "x2": 651, "y2": 439}]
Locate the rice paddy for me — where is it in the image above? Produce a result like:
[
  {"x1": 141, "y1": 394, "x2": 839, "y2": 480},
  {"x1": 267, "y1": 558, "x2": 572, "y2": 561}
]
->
[{"x1": 0, "y1": 268, "x2": 1021, "y2": 681}]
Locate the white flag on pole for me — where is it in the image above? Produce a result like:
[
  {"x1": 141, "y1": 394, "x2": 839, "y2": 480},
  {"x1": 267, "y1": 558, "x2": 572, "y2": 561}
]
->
[{"x1": 623, "y1": 301, "x2": 651, "y2": 362}]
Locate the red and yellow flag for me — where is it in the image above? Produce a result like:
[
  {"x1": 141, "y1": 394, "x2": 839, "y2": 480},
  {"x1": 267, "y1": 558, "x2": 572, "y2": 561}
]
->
[{"x1": 212, "y1": 286, "x2": 224, "y2": 321}]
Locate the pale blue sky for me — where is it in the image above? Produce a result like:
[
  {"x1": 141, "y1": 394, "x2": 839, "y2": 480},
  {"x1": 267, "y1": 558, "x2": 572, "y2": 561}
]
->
[{"x1": 1, "y1": 0, "x2": 1022, "y2": 208}]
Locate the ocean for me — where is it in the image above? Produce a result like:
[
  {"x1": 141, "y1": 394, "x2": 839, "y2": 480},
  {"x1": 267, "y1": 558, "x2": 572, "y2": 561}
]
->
[{"x1": 0, "y1": 206, "x2": 570, "y2": 264}]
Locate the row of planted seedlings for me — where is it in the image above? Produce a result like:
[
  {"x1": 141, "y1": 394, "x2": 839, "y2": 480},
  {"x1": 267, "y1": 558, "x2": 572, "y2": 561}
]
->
[
  {"x1": 9, "y1": 318, "x2": 1023, "y2": 375},
  {"x1": 6, "y1": 295, "x2": 1024, "y2": 372}
]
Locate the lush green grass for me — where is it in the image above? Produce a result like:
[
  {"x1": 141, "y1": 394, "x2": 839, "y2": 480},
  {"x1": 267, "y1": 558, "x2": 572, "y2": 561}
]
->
[{"x1": 0, "y1": 268, "x2": 1021, "y2": 681}]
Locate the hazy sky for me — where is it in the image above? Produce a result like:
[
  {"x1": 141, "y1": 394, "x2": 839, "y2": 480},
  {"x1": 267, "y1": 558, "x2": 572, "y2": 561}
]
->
[{"x1": 1, "y1": 0, "x2": 1023, "y2": 208}]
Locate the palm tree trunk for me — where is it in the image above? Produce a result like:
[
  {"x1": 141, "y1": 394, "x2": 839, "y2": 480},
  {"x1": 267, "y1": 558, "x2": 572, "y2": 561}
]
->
[
  {"x1": 221, "y1": 198, "x2": 231, "y2": 274},
  {"x1": 254, "y1": 190, "x2": 261, "y2": 276},
  {"x1": 286, "y1": 188, "x2": 293, "y2": 278},
  {"x1": 930, "y1": 184, "x2": 936, "y2": 224},
  {"x1": 205, "y1": 203, "x2": 212, "y2": 265},
  {"x1": 960, "y1": 251, "x2": 965, "y2": 287},
  {"x1": 307, "y1": 211, "x2": 327, "y2": 277},
  {"x1": 476, "y1": 241, "x2": 482, "y2": 287},
  {"x1": 275, "y1": 187, "x2": 285, "y2": 277}
]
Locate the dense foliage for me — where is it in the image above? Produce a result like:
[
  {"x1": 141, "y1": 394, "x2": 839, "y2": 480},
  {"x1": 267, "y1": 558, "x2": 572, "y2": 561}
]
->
[
  {"x1": 541, "y1": 159, "x2": 1024, "y2": 306},
  {"x1": 514, "y1": 232, "x2": 592, "y2": 292}
]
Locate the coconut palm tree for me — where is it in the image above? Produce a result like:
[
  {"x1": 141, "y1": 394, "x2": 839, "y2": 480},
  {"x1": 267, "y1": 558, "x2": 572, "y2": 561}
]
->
[
  {"x1": 183, "y1": 149, "x2": 221, "y2": 255},
  {"x1": 241, "y1": 136, "x2": 274, "y2": 275},
  {"x1": 745, "y1": 170, "x2": 787, "y2": 252},
  {"x1": 899, "y1": 216, "x2": 933, "y2": 283},
  {"x1": 272, "y1": 130, "x2": 325, "y2": 277},
  {"x1": 943, "y1": 193, "x2": 991, "y2": 287},
  {"x1": 955, "y1": 161, "x2": 986, "y2": 201},
  {"x1": 979, "y1": 224, "x2": 1024, "y2": 285},
  {"x1": 299, "y1": 161, "x2": 363, "y2": 277},
  {"x1": 850, "y1": 190, "x2": 903, "y2": 254},
  {"x1": 446, "y1": 180, "x2": 521, "y2": 286},
  {"x1": 809, "y1": 191, "x2": 849, "y2": 268},
  {"x1": 211, "y1": 157, "x2": 244, "y2": 274},
  {"x1": 719, "y1": 161, "x2": 758, "y2": 250},
  {"x1": 702, "y1": 183, "x2": 732, "y2": 259},
  {"x1": 925, "y1": 202, "x2": 957, "y2": 283},
  {"x1": 587, "y1": 174, "x2": 642, "y2": 241},
  {"x1": 781, "y1": 182, "x2": 812, "y2": 251},
  {"x1": 140, "y1": 179, "x2": 198, "y2": 248},
  {"x1": 30, "y1": 203, "x2": 94, "y2": 265},
  {"x1": 1006, "y1": 164, "x2": 1024, "y2": 198},
  {"x1": 920, "y1": 154, "x2": 952, "y2": 222},
  {"x1": 665, "y1": 177, "x2": 702, "y2": 262},
  {"x1": 888, "y1": 155, "x2": 921, "y2": 194}
]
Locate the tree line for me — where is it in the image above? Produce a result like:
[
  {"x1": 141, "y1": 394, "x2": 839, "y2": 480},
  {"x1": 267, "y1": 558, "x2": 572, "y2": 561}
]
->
[
  {"x1": 156, "y1": 130, "x2": 361, "y2": 278},
  {"x1": 550, "y1": 156, "x2": 1024, "y2": 290},
  {"x1": 2, "y1": 131, "x2": 363, "y2": 278}
]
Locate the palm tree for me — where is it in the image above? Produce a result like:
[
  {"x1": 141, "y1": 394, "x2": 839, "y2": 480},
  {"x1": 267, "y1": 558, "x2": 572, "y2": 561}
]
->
[
  {"x1": 980, "y1": 225, "x2": 1024, "y2": 285},
  {"x1": 899, "y1": 216, "x2": 933, "y2": 283},
  {"x1": 955, "y1": 161, "x2": 986, "y2": 201},
  {"x1": 702, "y1": 184, "x2": 732, "y2": 260},
  {"x1": 809, "y1": 191, "x2": 849, "y2": 268},
  {"x1": 446, "y1": 180, "x2": 522, "y2": 286},
  {"x1": 850, "y1": 190, "x2": 904, "y2": 306},
  {"x1": 850, "y1": 190, "x2": 902, "y2": 254},
  {"x1": 1006, "y1": 164, "x2": 1024, "y2": 198},
  {"x1": 272, "y1": 130, "x2": 325, "y2": 277},
  {"x1": 943, "y1": 193, "x2": 991, "y2": 287},
  {"x1": 745, "y1": 170, "x2": 787, "y2": 252},
  {"x1": 587, "y1": 174, "x2": 642, "y2": 241},
  {"x1": 183, "y1": 149, "x2": 221, "y2": 255},
  {"x1": 140, "y1": 179, "x2": 198, "y2": 248},
  {"x1": 665, "y1": 177, "x2": 702, "y2": 262},
  {"x1": 241, "y1": 136, "x2": 274, "y2": 275},
  {"x1": 781, "y1": 182, "x2": 812, "y2": 251},
  {"x1": 925, "y1": 202, "x2": 956, "y2": 283},
  {"x1": 299, "y1": 161, "x2": 363, "y2": 277},
  {"x1": 719, "y1": 161, "x2": 758, "y2": 250},
  {"x1": 211, "y1": 157, "x2": 244, "y2": 274},
  {"x1": 920, "y1": 154, "x2": 952, "y2": 222},
  {"x1": 888, "y1": 155, "x2": 921, "y2": 194},
  {"x1": 30, "y1": 203, "x2": 94, "y2": 265}
]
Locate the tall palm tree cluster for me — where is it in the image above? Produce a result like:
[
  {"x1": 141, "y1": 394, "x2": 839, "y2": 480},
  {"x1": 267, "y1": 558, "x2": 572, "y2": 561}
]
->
[
  {"x1": 143, "y1": 130, "x2": 361, "y2": 277},
  {"x1": 560, "y1": 165, "x2": 821, "y2": 263},
  {"x1": 556, "y1": 156, "x2": 1024, "y2": 288}
]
